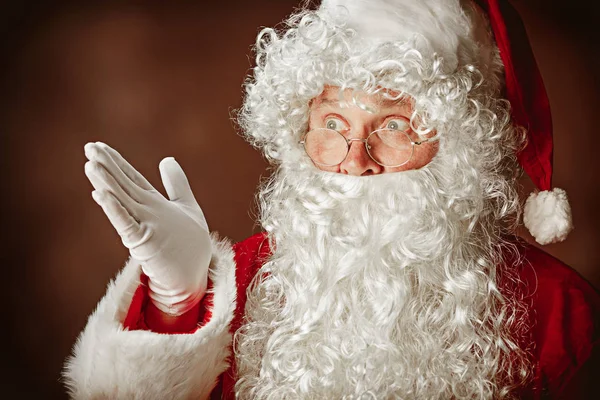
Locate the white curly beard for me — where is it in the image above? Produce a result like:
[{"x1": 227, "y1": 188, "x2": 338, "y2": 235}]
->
[{"x1": 234, "y1": 162, "x2": 529, "y2": 399}]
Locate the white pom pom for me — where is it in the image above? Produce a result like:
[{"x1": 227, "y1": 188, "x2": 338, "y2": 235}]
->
[{"x1": 523, "y1": 188, "x2": 573, "y2": 245}]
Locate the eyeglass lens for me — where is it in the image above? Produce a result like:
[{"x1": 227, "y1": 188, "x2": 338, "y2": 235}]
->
[{"x1": 303, "y1": 128, "x2": 414, "y2": 167}]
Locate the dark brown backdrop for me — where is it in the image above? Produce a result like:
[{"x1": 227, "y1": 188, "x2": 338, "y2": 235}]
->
[{"x1": 2, "y1": 0, "x2": 598, "y2": 398}]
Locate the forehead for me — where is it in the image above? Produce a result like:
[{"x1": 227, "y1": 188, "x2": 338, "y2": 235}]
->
[{"x1": 309, "y1": 86, "x2": 411, "y2": 111}]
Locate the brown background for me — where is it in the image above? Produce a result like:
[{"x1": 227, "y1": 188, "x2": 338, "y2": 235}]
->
[{"x1": 2, "y1": 0, "x2": 598, "y2": 398}]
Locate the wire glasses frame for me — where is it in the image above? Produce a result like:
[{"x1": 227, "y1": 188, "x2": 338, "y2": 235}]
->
[{"x1": 299, "y1": 127, "x2": 430, "y2": 168}]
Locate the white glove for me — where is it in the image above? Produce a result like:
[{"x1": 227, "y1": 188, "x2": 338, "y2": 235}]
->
[{"x1": 84, "y1": 142, "x2": 212, "y2": 316}]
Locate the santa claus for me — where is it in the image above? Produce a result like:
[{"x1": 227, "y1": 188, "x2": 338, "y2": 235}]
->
[{"x1": 64, "y1": 0, "x2": 599, "y2": 399}]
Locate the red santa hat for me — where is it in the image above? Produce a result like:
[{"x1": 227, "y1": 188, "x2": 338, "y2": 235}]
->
[
  {"x1": 476, "y1": 0, "x2": 573, "y2": 244},
  {"x1": 318, "y1": 0, "x2": 573, "y2": 245}
]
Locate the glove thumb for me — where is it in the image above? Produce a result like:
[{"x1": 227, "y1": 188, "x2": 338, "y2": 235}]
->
[{"x1": 159, "y1": 157, "x2": 195, "y2": 204}]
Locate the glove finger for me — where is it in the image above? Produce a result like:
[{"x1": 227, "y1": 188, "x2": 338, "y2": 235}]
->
[
  {"x1": 85, "y1": 143, "x2": 148, "y2": 203},
  {"x1": 85, "y1": 161, "x2": 139, "y2": 214},
  {"x1": 95, "y1": 142, "x2": 154, "y2": 191},
  {"x1": 92, "y1": 189, "x2": 140, "y2": 238},
  {"x1": 158, "y1": 157, "x2": 196, "y2": 204}
]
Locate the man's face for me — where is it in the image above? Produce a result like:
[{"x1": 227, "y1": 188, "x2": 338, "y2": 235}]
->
[{"x1": 307, "y1": 86, "x2": 439, "y2": 176}]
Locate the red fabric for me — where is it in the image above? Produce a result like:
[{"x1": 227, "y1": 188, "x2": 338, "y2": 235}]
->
[
  {"x1": 519, "y1": 245, "x2": 600, "y2": 398},
  {"x1": 123, "y1": 273, "x2": 150, "y2": 331},
  {"x1": 123, "y1": 271, "x2": 215, "y2": 334},
  {"x1": 124, "y1": 233, "x2": 599, "y2": 399},
  {"x1": 219, "y1": 234, "x2": 271, "y2": 400},
  {"x1": 475, "y1": 0, "x2": 554, "y2": 191}
]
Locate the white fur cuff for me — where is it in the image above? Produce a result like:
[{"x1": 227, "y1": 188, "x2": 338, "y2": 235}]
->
[{"x1": 63, "y1": 234, "x2": 237, "y2": 400}]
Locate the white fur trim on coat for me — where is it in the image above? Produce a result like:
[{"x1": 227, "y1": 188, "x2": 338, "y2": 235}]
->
[
  {"x1": 523, "y1": 188, "x2": 573, "y2": 245},
  {"x1": 63, "y1": 234, "x2": 237, "y2": 400}
]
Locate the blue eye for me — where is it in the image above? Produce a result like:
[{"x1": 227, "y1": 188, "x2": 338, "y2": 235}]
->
[
  {"x1": 386, "y1": 119, "x2": 410, "y2": 131},
  {"x1": 325, "y1": 118, "x2": 344, "y2": 131}
]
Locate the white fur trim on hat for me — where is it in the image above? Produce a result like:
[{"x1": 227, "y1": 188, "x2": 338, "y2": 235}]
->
[
  {"x1": 319, "y1": 0, "x2": 498, "y2": 81},
  {"x1": 523, "y1": 188, "x2": 573, "y2": 245}
]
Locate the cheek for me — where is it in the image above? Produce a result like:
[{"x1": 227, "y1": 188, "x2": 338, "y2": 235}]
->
[
  {"x1": 414, "y1": 141, "x2": 439, "y2": 167},
  {"x1": 382, "y1": 141, "x2": 439, "y2": 173},
  {"x1": 313, "y1": 162, "x2": 340, "y2": 173}
]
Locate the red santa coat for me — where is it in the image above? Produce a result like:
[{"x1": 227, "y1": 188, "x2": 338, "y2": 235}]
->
[{"x1": 65, "y1": 233, "x2": 600, "y2": 399}]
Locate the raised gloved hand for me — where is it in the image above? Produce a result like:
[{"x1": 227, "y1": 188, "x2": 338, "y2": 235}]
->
[{"x1": 84, "y1": 142, "x2": 211, "y2": 316}]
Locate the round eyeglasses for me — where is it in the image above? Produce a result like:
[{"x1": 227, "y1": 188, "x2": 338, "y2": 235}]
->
[{"x1": 299, "y1": 125, "x2": 430, "y2": 168}]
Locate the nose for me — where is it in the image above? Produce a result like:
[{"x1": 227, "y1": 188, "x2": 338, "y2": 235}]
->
[{"x1": 339, "y1": 139, "x2": 383, "y2": 176}]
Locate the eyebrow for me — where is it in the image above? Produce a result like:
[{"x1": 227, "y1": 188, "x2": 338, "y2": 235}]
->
[{"x1": 312, "y1": 96, "x2": 410, "y2": 111}]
